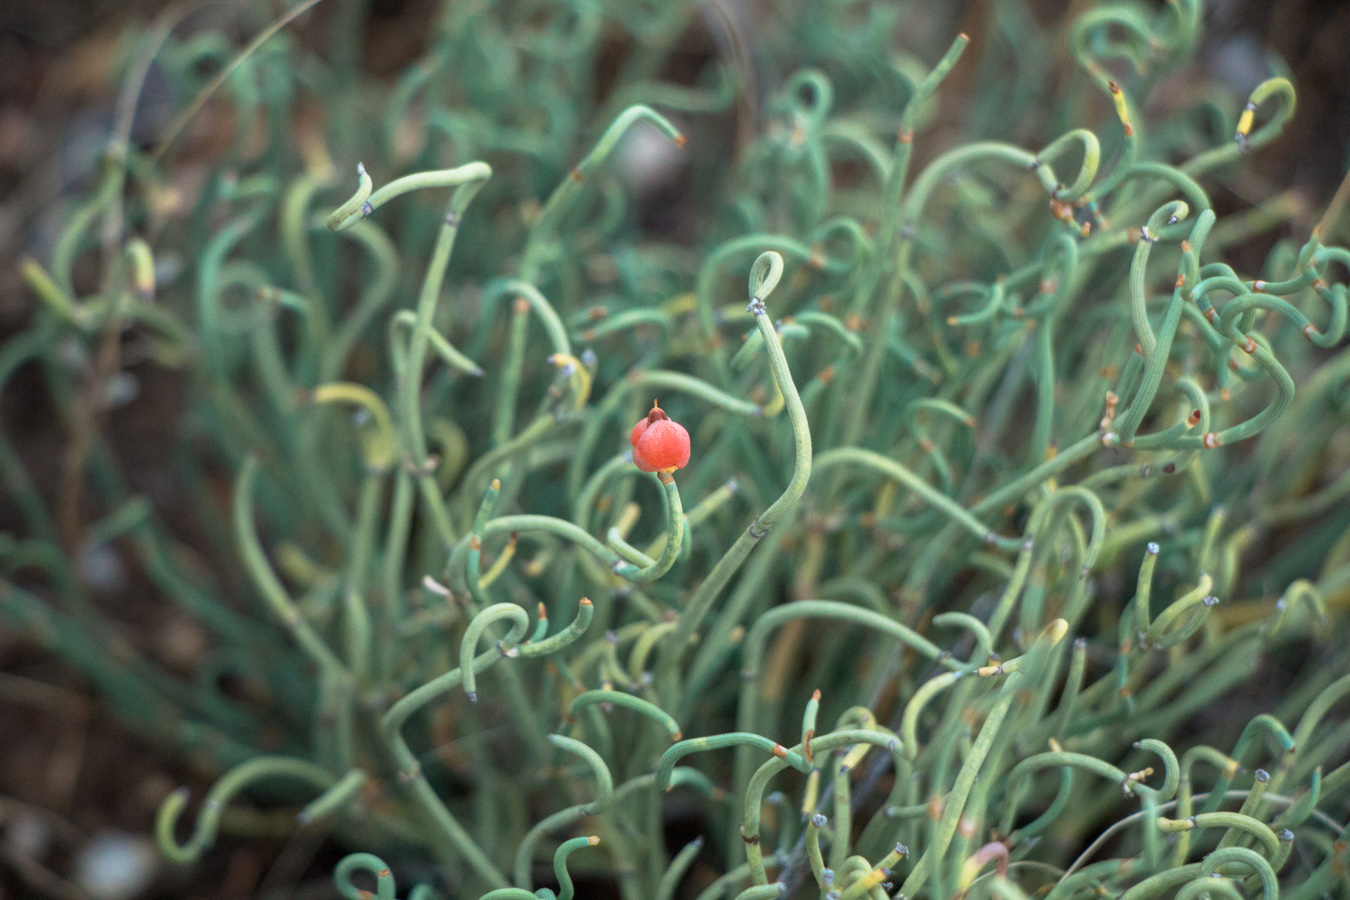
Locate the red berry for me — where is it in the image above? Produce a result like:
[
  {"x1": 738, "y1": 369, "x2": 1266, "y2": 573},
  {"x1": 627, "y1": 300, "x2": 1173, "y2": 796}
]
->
[{"x1": 630, "y1": 402, "x2": 690, "y2": 473}]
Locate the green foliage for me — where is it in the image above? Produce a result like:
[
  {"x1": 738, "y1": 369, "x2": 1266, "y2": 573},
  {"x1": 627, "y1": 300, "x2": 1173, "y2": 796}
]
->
[{"x1": 4, "y1": 1, "x2": 1350, "y2": 899}]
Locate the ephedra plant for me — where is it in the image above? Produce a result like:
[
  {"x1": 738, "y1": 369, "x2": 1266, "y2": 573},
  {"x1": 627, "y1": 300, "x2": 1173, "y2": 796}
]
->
[{"x1": 3, "y1": 1, "x2": 1350, "y2": 899}]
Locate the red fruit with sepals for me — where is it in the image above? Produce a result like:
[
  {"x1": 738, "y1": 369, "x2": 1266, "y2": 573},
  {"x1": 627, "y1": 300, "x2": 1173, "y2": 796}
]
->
[{"x1": 630, "y1": 401, "x2": 690, "y2": 473}]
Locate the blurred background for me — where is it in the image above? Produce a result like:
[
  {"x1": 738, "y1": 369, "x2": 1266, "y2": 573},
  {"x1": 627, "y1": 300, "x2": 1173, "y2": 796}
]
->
[{"x1": 1, "y1": 0, "x2": 1348, "y2": 897}]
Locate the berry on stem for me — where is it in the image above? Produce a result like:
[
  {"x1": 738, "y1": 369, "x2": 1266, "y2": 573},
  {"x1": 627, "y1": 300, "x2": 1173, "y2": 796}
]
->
[{"x1": 630, "y1": 400, "x2": 690, "y2": 474}]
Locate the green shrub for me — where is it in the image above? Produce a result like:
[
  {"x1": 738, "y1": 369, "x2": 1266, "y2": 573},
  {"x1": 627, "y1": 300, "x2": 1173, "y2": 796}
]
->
[{"x1": 4, "y1": 1, "x2": 1350, "y2": 898}]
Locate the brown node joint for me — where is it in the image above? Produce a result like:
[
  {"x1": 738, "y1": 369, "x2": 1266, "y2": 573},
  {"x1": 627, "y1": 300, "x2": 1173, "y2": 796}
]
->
[
  {"x1": 513, "y1": 297, "x2": 530, "y2": 314},
  {"x1": 1180, "y1": 241, "x2": 1192, "y2": 253},
  {"x1": 771, "y1": 744, "x2": 788, "y2": 760},
  {"x1": 926, "y1": 795, "x2": 945, "y2": 821},
  {"x1": 570, "y1": 167, "x2": 584, "y2": 182},
  {"x1": 1202, "y1": 433, "x2": 1221, "y2": 449},
  {"x1": 1243, "y1": 338, "x2": 1257, "y2": 354},
  {"x1": 1204, "y1": 308, "x2": 1218, "y2": 323},
  {"x1": 1303, "y1": 324, "x2": 1317, "y2": 340},
  {"x1": 898, "y1": 129, "x2": 914, "y2": 144},
  {"x1": 673, "y1": 134, "x2": 687, "y2": 147}
]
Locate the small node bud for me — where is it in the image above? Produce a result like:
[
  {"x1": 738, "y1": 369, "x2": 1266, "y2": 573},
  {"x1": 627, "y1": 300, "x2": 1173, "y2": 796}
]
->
[
  {"x1": 1203, "y1": 595, "x2": 1219, "y2": 607},
  {"x1": 360, "y1": 201, "x2": 373, "y2": 218},
  {"x1": 1255, "y1": 769, "x2": 1270, "y2": 782},
  {"x1": 1147, "y1": 542, "x2": 1160, "y2": 555},
  {"x1": 1280, "y1": 830, "x2": 1294, "y2": 841},
  {"x1": 1202, "y1": 432, "x2": 1221, "y2": 449},
  {"x1": 812, "y1": 814, "x2": 828, "y2": 827}
]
